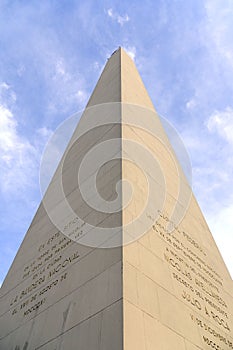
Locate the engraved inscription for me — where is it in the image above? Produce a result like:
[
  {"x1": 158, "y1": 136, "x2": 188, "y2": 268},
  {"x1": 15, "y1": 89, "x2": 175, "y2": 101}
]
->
[
  {"x1": 9, "y1": 229, "x2": 80, "y2": 320},
  {"x1": 148, "y1": 209, "x2": 233, "y2": 339}
]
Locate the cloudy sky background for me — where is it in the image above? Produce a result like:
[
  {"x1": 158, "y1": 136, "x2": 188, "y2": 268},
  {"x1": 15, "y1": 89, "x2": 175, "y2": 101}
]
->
[{"x1": 0, "y1": 0, "x2": 233, "y2": 284}]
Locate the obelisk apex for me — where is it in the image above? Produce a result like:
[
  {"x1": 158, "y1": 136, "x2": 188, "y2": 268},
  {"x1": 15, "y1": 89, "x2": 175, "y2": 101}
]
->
[{"x1": 87, "y1": 47, "x2": 154, "y2": 110}]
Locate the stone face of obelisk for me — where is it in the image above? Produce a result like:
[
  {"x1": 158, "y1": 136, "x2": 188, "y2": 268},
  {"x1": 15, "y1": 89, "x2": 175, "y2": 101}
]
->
[
  {"x1": 0, "y1": 47, "x2": 233, "y2": 350},
  {"x1": 0, "y1": 50, "x2": 124, "y2": 350},
  {"x1": 118, "y1": 50, "x2": 233, "y2": 350}
]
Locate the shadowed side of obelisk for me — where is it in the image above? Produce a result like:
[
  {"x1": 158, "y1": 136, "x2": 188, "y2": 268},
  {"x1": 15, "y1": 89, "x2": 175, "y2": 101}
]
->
[{"x1": 0, "y1": 49, "x2": 124, "y2": 350}]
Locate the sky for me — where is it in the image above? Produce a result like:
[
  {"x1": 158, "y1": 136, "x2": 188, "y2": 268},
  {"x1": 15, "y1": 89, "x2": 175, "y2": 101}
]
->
[{"x1": 0, "y1": 0, "x2": 233, "y2": 284}]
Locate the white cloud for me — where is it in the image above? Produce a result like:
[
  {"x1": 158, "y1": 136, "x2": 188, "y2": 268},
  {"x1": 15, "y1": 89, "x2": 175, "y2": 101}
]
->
[
  {"x1": 17, "y1": 64, "x2": 25, "y2": 77},
  {"x1": 75, "y1": 90, "x2": 87, "y2": 103},
  {"x1": 186, "y1": 98, "x2": 196, "y2": 110},
  {"x1": 53, "y1": 58, "x2": 69, "y2": 81},
  {"x1": 0, "y1": 82, "x2": 10, "y2": 91},
  {"x1": 206, "y1": 107, "x2": 233, "y2": 145},
  {"x1": 36, "y1": 127, "x2": 52, "y2": 139},
  {"x1": 0, "y1": 82, "x2": 16, "y2": 104},
  {"x1": 45, "y1": 54, "x2": 88, "y2": 113},
  {"x1": 123, "y1": 45, "x2": 136, "y2": 61},
  {"x1": 0, "y1": 84, "x2": 52, "y2": 195},
  {"x1": 205, "y1": 0, "x2": 233, "y2": 69},
  {"x1": 0, "y1": 103, "x2": 37, "y2": 193},
  {"x1": 207, "y1": 204, "x2": 233, "y2": 278},
  {"x1": 107, "y1": 8, "x2": 113, "y2": 17},
  {"x1": 107, "y1": 8, "x2": 130, "y2": 26}
]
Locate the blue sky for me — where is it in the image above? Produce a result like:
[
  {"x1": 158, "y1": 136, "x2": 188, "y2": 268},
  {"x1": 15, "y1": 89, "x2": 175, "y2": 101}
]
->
[{"x1": 0, "y1": 0, "x2": 233, "y2": 284}]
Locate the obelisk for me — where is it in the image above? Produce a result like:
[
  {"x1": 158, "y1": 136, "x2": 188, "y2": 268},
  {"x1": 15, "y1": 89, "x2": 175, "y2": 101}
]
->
[{"x1": 0, "y1": 48, "x2": 232, "y2": 350}]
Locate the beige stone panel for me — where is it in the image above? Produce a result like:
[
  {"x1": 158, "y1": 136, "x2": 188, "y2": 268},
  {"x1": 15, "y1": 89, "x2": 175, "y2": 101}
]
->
[
  {"x1": 95, "y1": 161, "x2": 122, "y2": 201},
  {"x1": 186, "y1": 195, "x2": 207, "y2": 226},
  {"x1": 63, "y1": 261, "x2": 122, "y2": 329},
  {"x1": 122, "y1": 161, "x2": 149, "y2": 224},
  {"x1": 123, "y1": 240, "x2": 140, "y2": 268},
  {"x1": 26, "y1": 202, "x2": 48, "y2": 231},
  {"x1": 43, "y1": 151, "x2": 122, "y2": 216},
  {"x1": 123, "y1": 300, "x2": 146, "y2": 350},
  {"x1": 122, "y1": 158, "x2": 148, "y2": 195},
  {"x1": 156, "y1": 223, "x2": 230, "y2": 323},
  {"x1": 121, "y1": 49, "x2": 154, "y2": 109},
  {"x1": 77, "y1": 204, "x2": 121, "y2": 229},
  {"x1": 178, "y1": 215, "x2": 210, "y2": 252},
  {"x1": 0, "y1": 311, "x2": 45, "y2": 350},
  {"x1": 183, "y1": 196, "x2": 230, "y2": 274},
  {"x1": 123, "y1": 262, "x2": 138, "y2": 305},
  {"x1": 181, "y1": 217, "x2": 216, "y2": 255},
  {"x1": 121, "y1": 105, "x2": 168, "y2": 145},
  {"x1": 51, "y1": 122, "x2": 121, "y2": 182},
  {"x1": 86, "y1": 50, "x2": 121, "y2": 107},
  {"x1": 138, "y1": 230, "x2": 151, "y2": 250},
  {"x1": 148, "y1": 227, "x2": 169, "y2": 261},
  {"x1": 129, "y1": 153, "x2": 177, "y2": 191},
  {"x1": 137, "y1": 271, "x2": 160, "y2": 319},
  {"x1": 77, "y1": 101, "x2": 122, "y2": 132},
  {"x1": 37, "y1": 294, "x2": 88, "y2": 345},
  {"x1": 0, "y1": 337, "x2": 9, "y2": 349},
  {"x1": 185, "y1": 340, "x2": 203, "y2": 350},
  {"x1": 50, "y1": 246, "x2": 121, "y2": 302},
  {"x1": 32, "y1": 303, "x2": 66, "y2": 348},
  {"x1": 41, "y1": 126, "x2": 121, "y2": 208},
  {"x1": 123, "y1": 222, "x2": 154, "y2": 249},
  {"x1": 1, "y1": 238, "x2": 83, "y2": 300},
  {"x1": 181, "y1": 210, "x2": 230, "y2": 282},
  {"x1": 65, "y1": 121, "x2": 121, "y2": 163},
  {"x1": 122, "y1": 182, "x2": 165, "y2": 231},
  {"x1": 34, "y1": 121, "x2": 122, "y2": 230},
  {"x1": 168, "y1": 270, "x2": 233, "y2": 334},
  {"x1": 0, "y1": 248, "x2": 122, "y2": 338},
  {"x1": 188, "y1": 313, "x2": 233, "y2": 350},
  {"x1": 143, "y1": 312, "x2": 186, "y2": 350},
  {"x1": 220, "y1": 290, "x2": 233, "y2": 324},
  {"x1": 157, "y1": 286, "x2": 205, "y2": 347},
  {"x1": 0, "y1": 240, "x2": 90, "y2": 314},
  {"x1": 160, "y1": 193, "x2": 190, "y2": 232},
  {"x1": 48, "y1": 186, "x2": 119, "y2": 233},
  {"x1": 1, "y1": 262, "x2": 122, "y2": 348},
  {"x1": 166, "y1": 177, "x2": 192, "y2": 210},
  {"x1": 186, "y1": 195, "x2": 211, "y2": 235},
  {"x1": 0, "y1": 224, "x2": 59, "y2": 293},
  {"x1": 36, "y1": 301, "x2": 122, "y2": 350},
  {"x1": 3, "y1": 301, "x2": 122, "y2": 350},
  {"x1": 123, "y1": 194, "x2": 148, "y2": 227},
  {"x1": 224, "y1": 287, "x2": 233, "y2": 309},
  {"x1": 100, "y1": 299, "x2": 123, "y2": 350},
  {"x1": 0, "y1": 217, "x2": 59, "y2": 287},
  {"x1": 61, "y1": 144, "x2": 121, "y2": 200},
  {"x1": 138, "y1": 244, "x2": 175, "y2": 293},
  {"x1": 52, "y1": 316, "x2": 102, "y2": 350},
  {"x1": 121, "y1": 123, "x2": 179, "y2": 175}
]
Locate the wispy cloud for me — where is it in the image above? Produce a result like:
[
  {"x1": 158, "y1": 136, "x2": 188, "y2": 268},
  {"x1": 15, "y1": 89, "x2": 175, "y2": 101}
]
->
[
  {"x1": 186, "y1": 98, "x2": 196, "y2": 110},
  {"x1": 206, "y1": 107, "x2": 233, "y2": 145},
  {"x1": 107, "y1": 8, "x2": 130, "y2": 26},
  {"x1": 0, "y1": 83, "x2": 52, "y2": 195},
  {"x1": 207, "y1": 203, "x2": 233, "y2": 277},
  {"x1": 123, "y1": 45, "x2": 136, "y2": 60},
  {"x1": 44, "y1": 54, "x2": 88, "y2": 115},
  {"x1": 205, "y1": 0, "x2": 233, "y2": 69}
]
